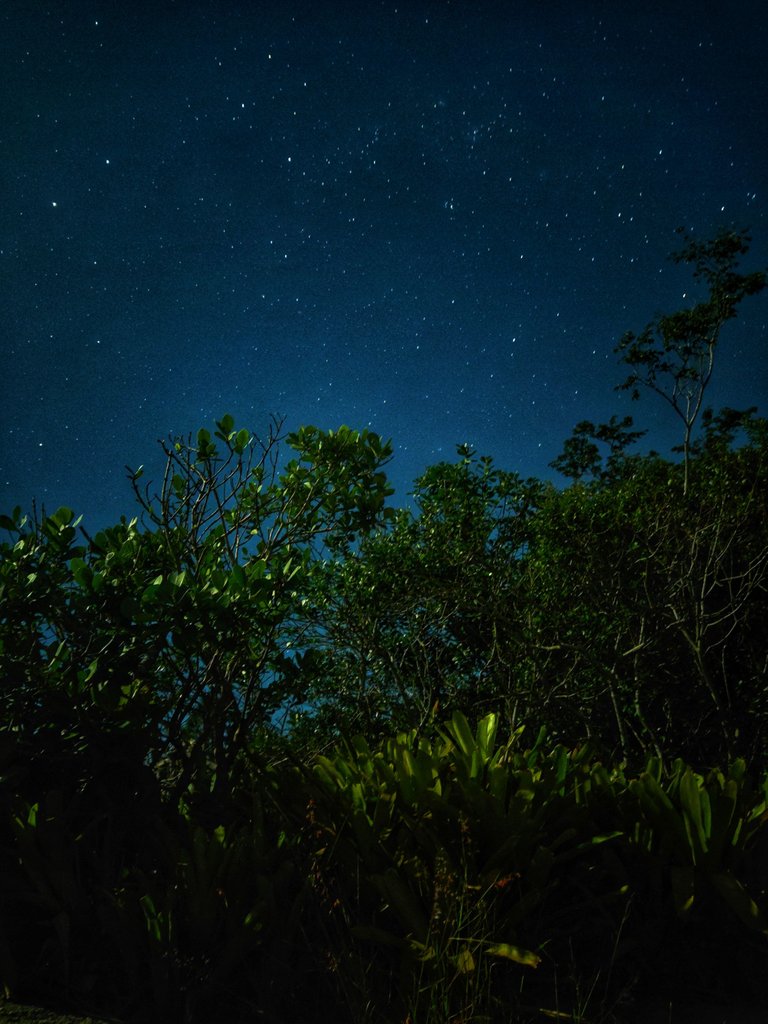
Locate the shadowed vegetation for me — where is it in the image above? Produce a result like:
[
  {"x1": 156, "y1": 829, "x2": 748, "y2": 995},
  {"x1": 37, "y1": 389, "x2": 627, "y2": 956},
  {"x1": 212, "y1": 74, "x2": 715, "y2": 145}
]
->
[{"x1": 1, "y1": 230, "x2": 766, "y2": 1022}]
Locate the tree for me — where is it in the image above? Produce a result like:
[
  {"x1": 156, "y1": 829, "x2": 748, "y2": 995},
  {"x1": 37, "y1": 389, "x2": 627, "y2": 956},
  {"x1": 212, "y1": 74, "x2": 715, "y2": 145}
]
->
[
  {"x1": 0, "y1": 416, "x2": 395, "y2": 817},
  {"x1": 534, "y1": 412, "x2": 768, "y2": 765},
  {"x1": 614, "y1": 227, "x2": 765, "y2": 494},
  {"x1": 545, "y1": 229, "x2": 767, "y2": 761},
  {"x1": 549, "y1": 415, "x2": 647, "y2": 482},
  {"x1": 292, "y1": 447, "x2": 544, "y2": 745}
]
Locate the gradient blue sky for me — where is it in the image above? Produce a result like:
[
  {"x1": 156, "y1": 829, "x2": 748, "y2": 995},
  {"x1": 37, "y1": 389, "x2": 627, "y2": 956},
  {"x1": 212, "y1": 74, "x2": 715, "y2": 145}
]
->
[{"x1": 2, "y1": 0, "x2": 767, "y2": 529}]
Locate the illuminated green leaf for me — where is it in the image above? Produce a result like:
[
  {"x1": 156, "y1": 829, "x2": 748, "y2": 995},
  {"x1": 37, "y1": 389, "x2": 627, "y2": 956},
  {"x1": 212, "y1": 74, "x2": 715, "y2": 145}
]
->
[{"x1": 485, "y1": 943, "x2": 541, "y2": 968}]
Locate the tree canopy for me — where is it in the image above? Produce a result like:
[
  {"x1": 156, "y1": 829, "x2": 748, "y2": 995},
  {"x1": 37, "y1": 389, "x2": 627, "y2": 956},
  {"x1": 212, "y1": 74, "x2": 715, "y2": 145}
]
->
[{"x1": 1, "y1": 227, "x2": 766, "y2": 1023}]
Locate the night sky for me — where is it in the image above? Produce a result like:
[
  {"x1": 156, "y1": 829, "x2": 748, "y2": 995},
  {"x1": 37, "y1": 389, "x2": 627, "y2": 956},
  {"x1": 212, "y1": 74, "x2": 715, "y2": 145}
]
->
[{"x1": 3, "y1": 1, "x2": 767, "y2": 530}]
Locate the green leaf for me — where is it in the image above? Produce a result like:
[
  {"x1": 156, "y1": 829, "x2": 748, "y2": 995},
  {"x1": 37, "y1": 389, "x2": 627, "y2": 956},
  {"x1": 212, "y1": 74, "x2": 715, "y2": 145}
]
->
[
  {"x1": 447, "y1": 710, "x2": 475, "y2": 757},
  {"x1": 485, "y1": 942, "x2": 541, "y2": 968},
  {"x1": 710, "y1": 872, "x2": 768, "y2": 935},
  {"x1": 454, "y1": 946, "x2": 476, "y2": 974},
  {"x1": 679, "y1": 768, "x2": 709, "y2": 862},
  {"x1": 670, "y1": 865, "x2": 695, "y2": 918},
  {"x1": 51, "y1": 506, "x2": 74, "y2": 526},
  {"x1": 707, "y1": 778, "x2": 739, "y2": 865},
  {"x1": 69, "y1": 557, "x2": 92, "y2": 587},
  {"x1": 228, "y1": 563, "x2": 246, "y2": 593},
  {"x1": 476, "y1": 712, "x2": 498, "y2": 759}
]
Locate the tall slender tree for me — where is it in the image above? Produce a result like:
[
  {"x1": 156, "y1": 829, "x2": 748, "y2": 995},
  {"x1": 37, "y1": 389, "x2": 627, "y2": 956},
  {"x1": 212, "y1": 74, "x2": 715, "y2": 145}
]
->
[{"x1": 614, "y1": 228, "x2": 765, "y2": 493}]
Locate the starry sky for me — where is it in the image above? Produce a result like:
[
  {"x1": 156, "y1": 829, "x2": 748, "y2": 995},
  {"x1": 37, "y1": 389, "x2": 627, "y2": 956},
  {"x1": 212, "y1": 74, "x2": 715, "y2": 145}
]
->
[{"x1": 2, "y1": 0, "x2": 767, "y2": 529}]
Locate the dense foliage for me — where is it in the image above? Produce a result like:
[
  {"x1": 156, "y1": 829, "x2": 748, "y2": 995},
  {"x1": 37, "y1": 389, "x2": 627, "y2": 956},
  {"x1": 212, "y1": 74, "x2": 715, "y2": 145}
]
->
[{"x1": 1, "y1": 230, "x2": 766, "y2": 1022}]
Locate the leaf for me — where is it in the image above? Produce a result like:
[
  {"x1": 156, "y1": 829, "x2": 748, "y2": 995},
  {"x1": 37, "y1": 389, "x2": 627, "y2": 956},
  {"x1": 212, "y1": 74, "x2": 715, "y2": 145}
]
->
[
  {"x1": 228, "y1": 563, "x2": 246, "y2": 592},
  {"x1": 448, "y1": 710, "x2": 475, "y2": 757},
  {"x1": 139, "y1": 894, "x2": 165, "y2": 944},
  {"x1": 454, "y1": 946, "x2": 476, "y2": 974},
  {"x1": 69, "y1": 557, "x2": 92, "y2": 587},
  {"x1": 710, "y1": 872, "x2": 768, "y2": 935},
  {"x1": 485, "y1": 942, "x2": 541, "y2": 968},
  {"x1": 706, "y1": 778, "x2": 739, "y2": 865},
  {"x1": 670, "y1": 865, "x2": 695, "y2": 918},
  {"x1": 51, "y1": 506, "x2": 74, "y2": 526},
  {"x1": 678, "y1": 768, "x2": 710, "y2": 862},
  {"x1": 476, "y1": 712, "x2": 498, "y2": 759}
]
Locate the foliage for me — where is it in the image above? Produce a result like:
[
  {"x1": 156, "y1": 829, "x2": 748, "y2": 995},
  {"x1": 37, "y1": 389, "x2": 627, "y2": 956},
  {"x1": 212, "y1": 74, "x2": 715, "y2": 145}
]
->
[
  {"x1": 548, "y1": 415, "x2": 648, "y2": 482},
  {"x1": 531, "y1": 416, "x2": 768, "y2": 766},
  {"x1": 293, "y1": 412, "x2": 768, "y2": 767},
  {"x1": 613, "y1": 227, "x2": 766, "y2": 493},
  {"x1": 0, "y1": 227, "x2": 766, "y2": 1021},
  {"x1": 299, "y1": 712, "x2": 619, "y2": 1021},
  {"x1": 2, "y1": 690, "x2": 767, "y2": 1021},
  {"x1": 0, "y1": 417, "x2": 394, "y2": 817},
  {"x1": 288, "y1": 448, "x2": 544, "y2": 745}
]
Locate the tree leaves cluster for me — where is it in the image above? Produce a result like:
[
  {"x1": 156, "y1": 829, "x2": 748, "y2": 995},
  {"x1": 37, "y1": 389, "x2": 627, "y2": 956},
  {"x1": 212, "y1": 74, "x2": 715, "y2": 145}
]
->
[
  {"x1": 0, "y1": 227, "x2": 766, "y2": 1020},
  {"x1": 0, "y1": 227, "x2": 765, "y2": 805},
  {"x1": 0, "y1": 420, "x2": 395, "y2": 823}
]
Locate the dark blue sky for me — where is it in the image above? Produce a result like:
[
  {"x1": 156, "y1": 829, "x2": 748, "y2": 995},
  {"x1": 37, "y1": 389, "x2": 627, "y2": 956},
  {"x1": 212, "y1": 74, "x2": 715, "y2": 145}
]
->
[{"x1": 2, "y1": 0, "x2": 767, "y2": 529}]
